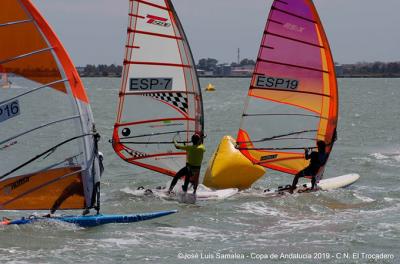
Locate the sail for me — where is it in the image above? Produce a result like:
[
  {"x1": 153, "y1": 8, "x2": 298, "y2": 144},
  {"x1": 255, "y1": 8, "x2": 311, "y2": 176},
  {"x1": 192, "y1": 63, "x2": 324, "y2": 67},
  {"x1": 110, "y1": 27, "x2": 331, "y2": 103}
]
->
[
  {"x1": 112, "y1": 0, "x2": 204, "y2": 176},
  {"x1": 237, "y1": 0, "x2": 338, "y2": 175},
  {"x1": 0, "y1": 0, "x2": 101, "y2": 210}
]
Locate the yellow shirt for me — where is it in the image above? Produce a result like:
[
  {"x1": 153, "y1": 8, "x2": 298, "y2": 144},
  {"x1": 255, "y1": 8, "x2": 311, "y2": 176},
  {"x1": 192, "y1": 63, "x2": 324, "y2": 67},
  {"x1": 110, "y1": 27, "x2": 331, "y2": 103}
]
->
[{"x1": 175, "y1": 142, "x2": 206, "y2": 167}]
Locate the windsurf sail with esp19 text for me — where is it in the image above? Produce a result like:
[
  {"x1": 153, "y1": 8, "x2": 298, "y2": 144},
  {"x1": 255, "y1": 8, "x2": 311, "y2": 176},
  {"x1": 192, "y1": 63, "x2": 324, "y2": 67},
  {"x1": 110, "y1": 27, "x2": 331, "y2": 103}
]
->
[
  {"x1": 236, "y1": 0, "x2": 338, "y2": 175},
  {"x1": 0, "y1": 0, "x2": 102, "y2": 212},
  {"x1": 112, "y1": 0, "x2": 204, "y2": 176}
]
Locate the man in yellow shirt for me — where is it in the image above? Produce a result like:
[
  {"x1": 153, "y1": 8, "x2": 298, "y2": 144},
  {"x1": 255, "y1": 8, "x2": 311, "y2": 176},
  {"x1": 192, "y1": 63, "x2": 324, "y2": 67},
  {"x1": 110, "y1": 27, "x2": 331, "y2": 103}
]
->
[{"x1": 168, "y1": 134, "x2": 205, "y2": 194}]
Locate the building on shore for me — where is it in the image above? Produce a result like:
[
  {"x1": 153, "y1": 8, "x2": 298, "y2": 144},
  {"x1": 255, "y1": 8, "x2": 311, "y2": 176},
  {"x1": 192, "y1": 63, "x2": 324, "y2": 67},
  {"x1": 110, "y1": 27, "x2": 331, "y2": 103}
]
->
[{"x1": 230, "y1": 65, "x2": 254, "y2": 77}]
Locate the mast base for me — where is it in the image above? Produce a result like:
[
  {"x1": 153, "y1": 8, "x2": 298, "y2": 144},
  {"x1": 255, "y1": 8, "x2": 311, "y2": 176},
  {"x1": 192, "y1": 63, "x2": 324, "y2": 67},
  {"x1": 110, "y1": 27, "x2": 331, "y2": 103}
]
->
[{"x1": 203, "y1": 135, "x2": 266, "y2": 190}]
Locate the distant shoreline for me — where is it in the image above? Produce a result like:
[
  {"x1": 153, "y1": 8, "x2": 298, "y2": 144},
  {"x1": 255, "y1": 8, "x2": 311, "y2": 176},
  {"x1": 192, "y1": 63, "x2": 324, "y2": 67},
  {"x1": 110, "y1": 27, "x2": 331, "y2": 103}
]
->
[{"x1": 77, "y1": 61, "x2": 400, "y2": 79}]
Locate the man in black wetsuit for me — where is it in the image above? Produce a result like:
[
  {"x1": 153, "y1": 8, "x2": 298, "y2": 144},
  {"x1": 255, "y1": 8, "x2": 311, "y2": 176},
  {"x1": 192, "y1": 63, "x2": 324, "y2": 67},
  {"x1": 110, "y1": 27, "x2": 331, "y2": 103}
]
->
[
  {"x1": 289, "y1": 140, "x2": 328, "y2": 193},
  {"x1": 168, "y1": 134, "x2": 205, "y2": 195}
]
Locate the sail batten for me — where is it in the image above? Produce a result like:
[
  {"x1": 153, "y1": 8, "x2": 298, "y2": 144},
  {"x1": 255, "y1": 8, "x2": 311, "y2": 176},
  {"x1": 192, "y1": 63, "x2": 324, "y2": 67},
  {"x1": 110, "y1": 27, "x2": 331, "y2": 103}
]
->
[
  {"x1": 0, "y1": 115, "x2": 81, "y2": 146},
  {"x1": 0, "y1": 19, "x2": 32, "y2": 27},
  {"x1": 0, "y1": 79, "x2": 68, "y2": 105},
  {"x1": 250, "y1": 85, "x2": 331, "y2": 97},
  {"x1": 272, "y1": 6, "x2": 317, "y2": 23},
  {"x1": 124, "y1": 60, "x2": 191, "y2": 68},
  {"x1": 0, "y1": 47, "x2": 54, "y2": 65},
  {"x1": 256, "y1": 59, "x2": 330, "y2": 73},
  {"x1": 133, "y1": 0, "x2": 170, "y2": 11},
  {"x1": 128, "y1": 29, "x2": 183, "y2": 40},
  {"x1": 237, "y1": 0, "x2": 338, "y2": 175},
  {"x1": 265, "y1": 31, "x2": 325, "y2": 48}
]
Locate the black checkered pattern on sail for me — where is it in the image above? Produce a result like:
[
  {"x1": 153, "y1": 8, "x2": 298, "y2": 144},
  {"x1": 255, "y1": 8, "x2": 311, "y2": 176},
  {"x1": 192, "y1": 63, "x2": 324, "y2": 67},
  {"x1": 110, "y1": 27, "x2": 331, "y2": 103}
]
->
[
  {"x1": 143, "y1": 92, "x2": 188, "y2": 113},
  {"x1": 127, "y1": 150, "x2": 148, "y2": 159}
]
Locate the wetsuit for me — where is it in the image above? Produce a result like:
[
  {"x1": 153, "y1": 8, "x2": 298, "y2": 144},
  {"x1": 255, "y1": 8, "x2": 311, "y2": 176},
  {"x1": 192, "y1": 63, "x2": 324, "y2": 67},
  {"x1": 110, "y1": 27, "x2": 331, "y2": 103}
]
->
[
  {"x1": 300, "y1": 151, "x2": 327, "y2": 177},
  {"x1": 291, "y1": 150, "x2": 327, "y2": 190},
  {"x1": 50, "y1": 180, "x2": 83, "y2": 214},
  {"x1": 169, "y1": 141, "x2": 205, "y2": 193}
]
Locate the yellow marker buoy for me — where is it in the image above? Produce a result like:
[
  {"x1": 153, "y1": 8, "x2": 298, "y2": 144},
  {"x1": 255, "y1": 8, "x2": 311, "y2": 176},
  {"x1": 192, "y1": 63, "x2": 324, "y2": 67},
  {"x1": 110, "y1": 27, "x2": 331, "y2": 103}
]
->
[
  {"x1": 203, "y1": 135, "x2": 266, "y2": 190},
  {"x1": 205, "y1": 83, "x2": 215, "y2": 91}
]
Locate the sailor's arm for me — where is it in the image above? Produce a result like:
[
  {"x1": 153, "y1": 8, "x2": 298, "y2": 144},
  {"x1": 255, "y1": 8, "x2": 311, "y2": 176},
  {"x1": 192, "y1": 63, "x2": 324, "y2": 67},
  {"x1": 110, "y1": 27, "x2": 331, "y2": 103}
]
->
[
  {"x1": 174, "y1": 138, "x2": 189, "y2": 150},
  {"x1": 304, "y1": 148, "x2": 311, "y2": 160}
]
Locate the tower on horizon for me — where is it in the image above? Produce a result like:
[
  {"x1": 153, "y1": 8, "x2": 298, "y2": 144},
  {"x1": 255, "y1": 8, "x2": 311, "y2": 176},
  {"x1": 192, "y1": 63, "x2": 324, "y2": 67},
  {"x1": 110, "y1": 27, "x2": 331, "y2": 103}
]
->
[{"x1": 237, "y1": 48, "x2": 240, "y2": 65}]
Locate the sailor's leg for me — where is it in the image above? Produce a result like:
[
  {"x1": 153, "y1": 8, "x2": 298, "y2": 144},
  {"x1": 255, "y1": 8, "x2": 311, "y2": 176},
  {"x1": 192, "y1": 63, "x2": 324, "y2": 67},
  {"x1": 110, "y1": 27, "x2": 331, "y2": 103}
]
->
[
  {"x1": 169, "y1": 167, "x2": 186, "y2": 192},
  {"x1": 311, "y1": 176, "x2": 317, "y2": 190},
  {"x1": 50, "y1": 182, "x2": 82, "y2": 214},
  {"x1": 192, "y1": 170, "x2": 200, "y2": 194},
  {"x1": 182, "y1": 167, "x2": 192, "y2": 193},
  {"x1": 291, "y1": 172, "x2": 302, "y2": 190}
]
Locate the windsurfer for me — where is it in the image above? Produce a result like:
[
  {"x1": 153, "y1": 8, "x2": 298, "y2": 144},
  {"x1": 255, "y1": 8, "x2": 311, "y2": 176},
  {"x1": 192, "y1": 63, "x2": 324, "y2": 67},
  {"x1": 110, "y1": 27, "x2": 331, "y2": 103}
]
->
[
  {"x1": 46, "y1": 151, "x2": 104, "y2": 217},
  {"x1": 168, "y1": 134, "x2": 205, "y2": 194},
  {"x1": 289, "y1": 141, "x2": 328, "y2": 193}
]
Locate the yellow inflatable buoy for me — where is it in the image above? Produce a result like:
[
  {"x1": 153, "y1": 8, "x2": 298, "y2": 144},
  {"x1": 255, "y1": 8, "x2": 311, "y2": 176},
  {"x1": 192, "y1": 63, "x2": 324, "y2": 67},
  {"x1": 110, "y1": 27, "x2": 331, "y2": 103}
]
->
[
  {"x1": 203, "y1": 135, "x2": 266, "y2": 190},
  {"x1": 205, "y1": 83, "x2": 215, "y2": 91}
]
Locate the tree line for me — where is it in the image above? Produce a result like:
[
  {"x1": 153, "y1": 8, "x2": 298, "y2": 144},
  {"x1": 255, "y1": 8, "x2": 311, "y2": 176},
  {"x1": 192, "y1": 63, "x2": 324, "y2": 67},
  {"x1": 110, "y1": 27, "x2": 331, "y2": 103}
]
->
[
  {"x1": 77, "y1": 61, "x2": 400, "y2": 77},
  {"x1": 79, "y1": 64, "x2": 123, "y2": 77},
  {"x1": 340, "y1": 62, "x2": 400, "y2": 77}
]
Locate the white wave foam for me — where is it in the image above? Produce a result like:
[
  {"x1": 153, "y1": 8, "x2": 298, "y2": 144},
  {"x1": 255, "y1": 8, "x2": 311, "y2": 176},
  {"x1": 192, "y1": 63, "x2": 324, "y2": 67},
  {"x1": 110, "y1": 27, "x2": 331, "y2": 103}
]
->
[
  {"x1": 237, "y1": 202, "x2": 289, "y2": 217},
  {"x1": 371, "y1": 153, "x2": 389, "y2": 160},
  {"x1": 353, "y1": 192, "x2": 375, "y2": 202},
  {"x1": 147, "y1": 226, "x2": 227, "y2": 241},
  {"x1": 384, "y1": 197, "x2": 400, "y2": 202},
  {"x1": 99, "y1": 238, "x2": 141, "y2": 247}
]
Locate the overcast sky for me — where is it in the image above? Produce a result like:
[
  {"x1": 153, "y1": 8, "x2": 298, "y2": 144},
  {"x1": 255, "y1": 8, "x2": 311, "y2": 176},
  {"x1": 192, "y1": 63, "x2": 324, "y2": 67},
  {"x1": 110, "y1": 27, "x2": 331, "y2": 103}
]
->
[{"x1": 32, "y1": 0, "x2": 400, "y2": 66}]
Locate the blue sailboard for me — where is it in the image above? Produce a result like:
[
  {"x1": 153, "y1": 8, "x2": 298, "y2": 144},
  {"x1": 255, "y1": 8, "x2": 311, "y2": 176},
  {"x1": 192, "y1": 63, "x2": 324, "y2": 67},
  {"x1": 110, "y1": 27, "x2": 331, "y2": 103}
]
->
[{"x1": 2, "y1": 210, "x2": 177, "y2": 227}]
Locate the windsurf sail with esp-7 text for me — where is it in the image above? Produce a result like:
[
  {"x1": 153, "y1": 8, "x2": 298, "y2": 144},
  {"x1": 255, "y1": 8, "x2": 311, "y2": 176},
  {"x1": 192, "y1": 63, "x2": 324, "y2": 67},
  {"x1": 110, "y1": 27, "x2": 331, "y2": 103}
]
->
[
  {"x1": 0, "y1": 0, "x2": 102, "y2": 212},
  {"x1": 112, "y1": 0, "x2": 204, "y2": 177},
  {"x1": 237, "y1": 0, "x2": 338, "y2": 175}
]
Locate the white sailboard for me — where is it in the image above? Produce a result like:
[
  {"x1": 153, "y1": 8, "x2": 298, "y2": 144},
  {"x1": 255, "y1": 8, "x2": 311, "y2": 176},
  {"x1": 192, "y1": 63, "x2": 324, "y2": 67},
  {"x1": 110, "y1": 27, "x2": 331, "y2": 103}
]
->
[{"x1": 264, "y1": 174, "x2": 360, "y2": 195}]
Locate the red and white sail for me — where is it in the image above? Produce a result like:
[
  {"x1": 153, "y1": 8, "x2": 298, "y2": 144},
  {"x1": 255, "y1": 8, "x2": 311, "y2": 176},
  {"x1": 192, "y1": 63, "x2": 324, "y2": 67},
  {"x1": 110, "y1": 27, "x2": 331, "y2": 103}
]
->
[{"x1": 113, "y1": 0, "x2": 204, "y2": 176}]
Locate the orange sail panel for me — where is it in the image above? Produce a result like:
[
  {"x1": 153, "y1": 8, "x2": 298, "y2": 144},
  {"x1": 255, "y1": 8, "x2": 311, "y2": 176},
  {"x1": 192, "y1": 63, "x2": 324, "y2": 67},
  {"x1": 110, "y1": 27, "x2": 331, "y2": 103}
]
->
[
  {"x1": 0, "y1": 0, "x2": 101, "y2": 210},
  {"x1": 237, "y1": 0, "x2": 338, "y2": 175},
  {"x1": 113, "y1": 0, "x2": 204, "y2": 176},
  {"x1": 0, "y1": 167, "x2": 85, "y2": 210}
]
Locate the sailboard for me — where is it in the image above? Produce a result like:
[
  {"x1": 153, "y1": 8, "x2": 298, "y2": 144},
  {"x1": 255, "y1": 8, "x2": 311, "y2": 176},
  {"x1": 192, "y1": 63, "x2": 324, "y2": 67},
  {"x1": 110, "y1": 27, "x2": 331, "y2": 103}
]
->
[
  {"x1": 1, "y1": 210, "x2": 177, "y2": 227},
  {"x1": 204, "y1": 0, "x2": 343, "y2": 190},
  {"x1": 112, "y1": 0, "x2": 204, "y2": 177},
  {"x1": 263, "y1": 174, "x2": 360, "y2": 195},
  {"x1": 124, "y1": 181, "x2": 239, "y2": 203},
  {"x1": 0, "y1": 0, "x2": 176, "y2": 226}
]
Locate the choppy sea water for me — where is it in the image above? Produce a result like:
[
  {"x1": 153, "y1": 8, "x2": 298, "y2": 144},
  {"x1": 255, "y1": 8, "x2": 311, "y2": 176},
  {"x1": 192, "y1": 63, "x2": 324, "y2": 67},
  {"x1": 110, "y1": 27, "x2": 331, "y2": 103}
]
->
[{"x1": 0, "y1": 78, "x2": 399, "y2": 264}]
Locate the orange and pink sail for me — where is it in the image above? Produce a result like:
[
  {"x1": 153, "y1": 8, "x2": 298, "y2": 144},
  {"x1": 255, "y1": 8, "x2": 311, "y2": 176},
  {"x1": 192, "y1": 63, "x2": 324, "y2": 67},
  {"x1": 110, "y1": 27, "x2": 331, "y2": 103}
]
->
[{"x1": 237, "y1": 0, "x2": 338, "y2": 176}]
